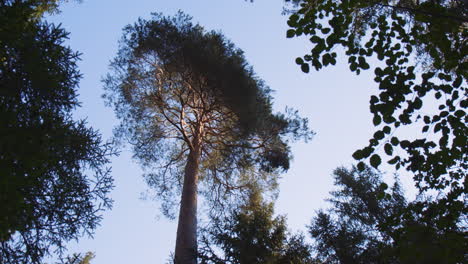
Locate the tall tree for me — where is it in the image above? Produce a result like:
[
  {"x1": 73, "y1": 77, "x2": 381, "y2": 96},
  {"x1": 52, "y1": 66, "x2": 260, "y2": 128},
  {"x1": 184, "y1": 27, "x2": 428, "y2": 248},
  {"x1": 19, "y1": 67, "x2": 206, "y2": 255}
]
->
[
  {"x1": 198, "y1": 191, "x2": 314, "y2": 264},
  {"x1": 309, "y1": 166, "x2": 466, "y2": 263},
  {"x1": 0, "y1": 1, "x2": 113, "y2": 263},
  {"x1": 285, "y1": 0, "x2": 466, "y2": 233},
  {"x1": 104, "y1": 12, "x2": 312, "y2": 264}
]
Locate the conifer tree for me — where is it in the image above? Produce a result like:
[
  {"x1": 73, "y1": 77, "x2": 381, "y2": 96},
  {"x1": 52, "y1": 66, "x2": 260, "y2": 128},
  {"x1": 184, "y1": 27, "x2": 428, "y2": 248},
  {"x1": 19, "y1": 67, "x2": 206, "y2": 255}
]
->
[
  {"x1": 199, "y1": 191, "x2": 313, "y2": 264},
  {"x1": 0, "y1": 1, "x2": 113, "y2": 263},
  {"x1": 104, "y1": 12, "x2": 312, "y2": 263}
]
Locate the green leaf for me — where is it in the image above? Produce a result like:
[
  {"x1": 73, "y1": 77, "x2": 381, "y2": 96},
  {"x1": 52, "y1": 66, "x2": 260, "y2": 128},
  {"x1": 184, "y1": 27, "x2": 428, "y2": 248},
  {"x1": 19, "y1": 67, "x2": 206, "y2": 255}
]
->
[
  {"x1": 413, "y1": 97, "x2": 422, "y2": 109},
  {"x1": 286, "y1": 29, "x2": 296, "y2": 38},
  {"x1": 379, "y1": 182, "x2": 388, "y2": 190},
  {"x1": 373, "y1": 114, "x2": 382, "y2": 126},
  {"x1": 423, "y1": 116, "x2": 431, "y2": 124},
  {"x1": 321, "y1": 28, "x2": 331, "y2": 34},
  {"x1": 383, "y1": 126, "x2": 391, "y2": 134},
  {"x1": 454, "y1": 110, "x2": 465, "y2": 118},
  {"x1": 358, "y1": 56, "x2": 369, "y2": 69},
  {"x1": 434, "y1": 123, "x2": 442, "y2": 132},
  {"x1": 384, "y1": 143, "x2": 393, "y2": 155},
  {"x1": 373, "y1": 130, "x2": 385, "y2": 140},
  {"x1": 400, "y1": 140, "x2": 410, "y2": 148},
  {"x1": 405, "y1": 45, "x2": 413, "y2": 53},
  {"x1": 452, "y1": 76, "x2": 462, "y2": 88},
  {"x1": 461, "y1": 99, "x2": 468, "y2": 108},
  {"x1": 301, "y1": 63, "x2": 310, "y2": 73},
  {"x1": 289, "y1": 14, "x2": 299, "y2": 23},
  {"x1": 287, "y1": 19, "x2": 296, "y2": 27},
  {"x1": 388, "y1": 156, "x2": 399, "y2": 164},
  {"x1": 295, "y1": 57, "x2": 304, "y2": 65},
  {"x1": 374, "y1": 67, "x2": 383, "y2": 76},
  {"x1": 357, "y1": 161, "x2": 366, "y2": 171},
  {"x1": 322, "y1": 54, "x2": 330, "y2": 65},
  {"x1": 370, "y1": 154, "x2": 381, "y2": 168},
  {"x1": 362, "y1": 146, "x2": 374, "y2": 158},
  {"x1": 310, "y1": 36, "x2": 321, "y2": 43},
  {"x1": 352, "y1": 150, "x2": 363, "y2": 160}
]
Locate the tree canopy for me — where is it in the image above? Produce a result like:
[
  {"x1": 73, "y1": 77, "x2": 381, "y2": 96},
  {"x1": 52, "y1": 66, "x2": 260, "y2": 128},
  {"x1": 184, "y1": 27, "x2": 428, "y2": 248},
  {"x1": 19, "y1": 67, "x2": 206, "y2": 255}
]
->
[
  {"x1": 104, "y1": 12, "x2": 312, "y2": 263},
  {"x1": 199, "y1": 191, "x2": 314, "y2": 264},
  {"x1": 286, "y1": 0, "x2": 466, "y2": 234},
  {"x1": 309, "y1": 166, "x2": 466, "y2": 264},
  {"x1": 0, "y1": 1, "x2": 113, "y2": 263}
]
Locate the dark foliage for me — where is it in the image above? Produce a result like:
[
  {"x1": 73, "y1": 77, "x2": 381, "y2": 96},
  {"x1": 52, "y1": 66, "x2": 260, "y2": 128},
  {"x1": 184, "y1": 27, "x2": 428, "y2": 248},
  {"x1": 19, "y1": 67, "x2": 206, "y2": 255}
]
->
[
  {"x1": 309, "y1": 166, "x2": 466, "y2": 264},
  {"x1": 199, "y1": 191, "x2": 314, "y2": 264},
  {"x1": 286, "y1": 0, "x2": 466, "y2": 245},
  {"x1": 0, "y1": 1, "x2": 113, "y2": 263},
  {"x1": 1, "y1": 0, "x2": 80, "y2": 18}
]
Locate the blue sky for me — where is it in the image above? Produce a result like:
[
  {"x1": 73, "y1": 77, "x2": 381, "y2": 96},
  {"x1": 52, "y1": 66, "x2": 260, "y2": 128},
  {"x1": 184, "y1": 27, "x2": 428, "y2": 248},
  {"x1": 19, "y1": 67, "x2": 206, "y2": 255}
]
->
[{"x1": 46, "y1": 0, "x2": 388, "y2": 263}]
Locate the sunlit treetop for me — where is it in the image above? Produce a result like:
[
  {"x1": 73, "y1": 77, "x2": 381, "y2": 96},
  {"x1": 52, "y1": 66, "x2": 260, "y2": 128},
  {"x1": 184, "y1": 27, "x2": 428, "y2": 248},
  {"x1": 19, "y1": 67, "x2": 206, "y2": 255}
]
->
[{"x1": 104, "y1": 12, "x2": 313, "y2": 217}]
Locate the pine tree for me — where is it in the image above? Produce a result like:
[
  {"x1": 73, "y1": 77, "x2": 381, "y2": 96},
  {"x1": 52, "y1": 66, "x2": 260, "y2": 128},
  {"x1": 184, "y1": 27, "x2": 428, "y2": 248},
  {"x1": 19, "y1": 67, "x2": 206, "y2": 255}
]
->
[{"x1": 104, "y1": 12, "x2": 312, "y2": 263}]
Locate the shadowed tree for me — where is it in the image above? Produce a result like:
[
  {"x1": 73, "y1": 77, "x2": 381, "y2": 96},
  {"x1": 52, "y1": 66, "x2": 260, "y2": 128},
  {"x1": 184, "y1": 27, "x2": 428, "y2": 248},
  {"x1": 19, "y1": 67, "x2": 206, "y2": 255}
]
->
[
  {"x1": 198, "y1": 190, "x2": 314, "y2": 264},
  {"x1": 309, "y1": 165, "x2": 466, "y2": 264},
  {"x1": 0, "y1": 1, "x2": 114, "y2": 263},
  {"x1": 103, "y1": 12, "x2": 312, "y2": 264}
]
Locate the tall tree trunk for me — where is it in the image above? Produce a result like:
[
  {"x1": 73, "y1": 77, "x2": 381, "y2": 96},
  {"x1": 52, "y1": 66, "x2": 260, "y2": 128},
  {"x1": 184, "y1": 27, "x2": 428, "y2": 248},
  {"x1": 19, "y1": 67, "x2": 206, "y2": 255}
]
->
[{"x1": 174, "y1": 143, "x2": 201, "y2": 264}]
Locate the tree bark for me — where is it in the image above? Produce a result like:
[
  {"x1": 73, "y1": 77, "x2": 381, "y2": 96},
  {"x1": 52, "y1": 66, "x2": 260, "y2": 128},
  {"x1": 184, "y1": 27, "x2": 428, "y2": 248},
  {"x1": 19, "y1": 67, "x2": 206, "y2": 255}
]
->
[{"x1": 174, "y1": 143, "x2": 201, "y2": 264}]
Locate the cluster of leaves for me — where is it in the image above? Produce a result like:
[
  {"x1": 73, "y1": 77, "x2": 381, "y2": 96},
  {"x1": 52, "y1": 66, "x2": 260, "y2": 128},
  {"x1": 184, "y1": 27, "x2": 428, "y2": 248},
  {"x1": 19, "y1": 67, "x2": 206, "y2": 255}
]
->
[
  {"x1": 104, "y1": 12, "x2": 313, "y2": 218},
  {"x1": 309, "y1": 166, "x2": 466, "y2": 264},
  {"x1": 286, "y1": 0, "x2": 466, "y2": 234},
  {"x1": 198, "y1": 191, "x2": 314, "y2": 264},
  {"x1": 0, "y1": 1, "x2": 113, "y2": 263}
]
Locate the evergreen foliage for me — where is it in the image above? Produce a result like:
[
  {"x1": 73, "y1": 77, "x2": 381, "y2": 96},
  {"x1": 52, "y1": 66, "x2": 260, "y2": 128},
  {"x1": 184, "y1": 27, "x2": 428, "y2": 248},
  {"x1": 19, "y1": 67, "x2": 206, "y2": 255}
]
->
[
  {"x1": 309, "y1": 166, "x2": 466, "y2": 264},
  {"x1": 0, "y1": 1, "x2": 114, "y2": 263},
  {"x1": 199, "y1": 191, "x2": 314, "y2": 264}
]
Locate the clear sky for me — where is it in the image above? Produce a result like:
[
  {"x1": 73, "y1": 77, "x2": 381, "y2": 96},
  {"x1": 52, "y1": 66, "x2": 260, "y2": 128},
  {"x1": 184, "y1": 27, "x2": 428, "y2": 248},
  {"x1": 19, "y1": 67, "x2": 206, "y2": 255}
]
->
[{"x1": 46, "y1": 0, "x2": 391, "y2": 263}]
